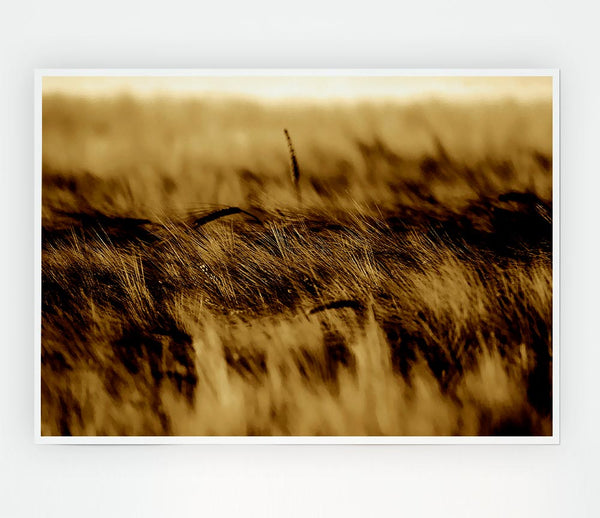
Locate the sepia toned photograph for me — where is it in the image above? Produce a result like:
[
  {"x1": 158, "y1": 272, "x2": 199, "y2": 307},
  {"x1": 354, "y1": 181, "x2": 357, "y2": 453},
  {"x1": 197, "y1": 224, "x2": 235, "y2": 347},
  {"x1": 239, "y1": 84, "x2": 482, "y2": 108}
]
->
[{"x1": 37, "y1": 71, "x2": 556, "y2": 440}]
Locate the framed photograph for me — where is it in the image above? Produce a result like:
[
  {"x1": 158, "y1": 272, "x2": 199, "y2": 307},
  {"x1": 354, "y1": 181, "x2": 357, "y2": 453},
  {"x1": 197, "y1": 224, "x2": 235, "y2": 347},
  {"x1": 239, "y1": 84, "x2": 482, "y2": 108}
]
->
[{"x1": 35, "y1": 69, "x2": 558, "y2": 443}]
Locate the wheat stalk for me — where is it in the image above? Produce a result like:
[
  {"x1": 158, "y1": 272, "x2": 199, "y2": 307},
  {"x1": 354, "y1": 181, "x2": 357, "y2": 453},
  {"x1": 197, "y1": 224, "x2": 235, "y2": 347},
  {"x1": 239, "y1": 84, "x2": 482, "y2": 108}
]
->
[
  {"x1": 308, "y1": 299, "x2": 365, "y2": 316},
  {"x1": 189, "y1": 206, "x2": 262, "y2": 228},
  {"x1": 283, "y1": 128, "x2": 301, "y2": 202}
]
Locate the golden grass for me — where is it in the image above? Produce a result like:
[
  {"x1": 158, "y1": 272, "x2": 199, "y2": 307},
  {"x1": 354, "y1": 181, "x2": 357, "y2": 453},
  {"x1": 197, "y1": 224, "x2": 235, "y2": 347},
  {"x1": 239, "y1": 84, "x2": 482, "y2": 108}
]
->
[{"x1": 41, "y1": 94, "x2": 553, "y2": 436}]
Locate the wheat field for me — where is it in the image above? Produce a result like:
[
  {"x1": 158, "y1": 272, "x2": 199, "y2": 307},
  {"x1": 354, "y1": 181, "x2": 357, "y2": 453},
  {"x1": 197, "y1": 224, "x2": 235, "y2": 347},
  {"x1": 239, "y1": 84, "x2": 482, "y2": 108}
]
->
[{"x1": 41, "y1": 87, "x2": 553, "y2": 436}]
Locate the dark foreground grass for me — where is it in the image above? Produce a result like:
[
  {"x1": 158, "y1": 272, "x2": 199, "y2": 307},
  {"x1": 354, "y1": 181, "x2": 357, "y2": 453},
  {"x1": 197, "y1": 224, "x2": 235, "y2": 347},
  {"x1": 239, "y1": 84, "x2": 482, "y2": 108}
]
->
[{"x1": 41, "y1": 96, "x2": 553, "y2": 436}]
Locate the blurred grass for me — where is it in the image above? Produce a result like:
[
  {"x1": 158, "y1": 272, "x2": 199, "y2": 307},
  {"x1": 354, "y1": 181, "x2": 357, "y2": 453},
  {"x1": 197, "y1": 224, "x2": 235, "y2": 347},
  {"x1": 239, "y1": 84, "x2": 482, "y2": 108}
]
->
[
  {"x1": 41, "y1": 94, "x2": 553, "y2": 436},
  {"x1": 42, "y1": 94, "x2": 552, "y2": 213}
]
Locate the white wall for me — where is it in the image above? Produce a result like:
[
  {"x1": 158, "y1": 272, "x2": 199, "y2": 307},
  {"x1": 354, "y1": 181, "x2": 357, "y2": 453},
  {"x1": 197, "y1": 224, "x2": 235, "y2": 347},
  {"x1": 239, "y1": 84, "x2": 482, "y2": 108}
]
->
[{"x1": 1, "y1": 0, "x2": 598, "y2": 516}]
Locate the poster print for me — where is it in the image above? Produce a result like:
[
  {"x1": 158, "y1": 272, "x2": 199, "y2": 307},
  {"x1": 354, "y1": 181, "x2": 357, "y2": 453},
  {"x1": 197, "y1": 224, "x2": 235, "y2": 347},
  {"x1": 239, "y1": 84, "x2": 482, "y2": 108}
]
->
[{"x1": 36, "y1": 71, "x2": 558, "y2": 442}]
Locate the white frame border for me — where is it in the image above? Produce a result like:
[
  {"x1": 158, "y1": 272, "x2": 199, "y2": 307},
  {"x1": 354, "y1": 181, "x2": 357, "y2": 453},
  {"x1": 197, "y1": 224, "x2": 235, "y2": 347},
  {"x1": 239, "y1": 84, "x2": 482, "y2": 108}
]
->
[{"x1": 34, "y1": 68, "x2": 560, "y2": 445}]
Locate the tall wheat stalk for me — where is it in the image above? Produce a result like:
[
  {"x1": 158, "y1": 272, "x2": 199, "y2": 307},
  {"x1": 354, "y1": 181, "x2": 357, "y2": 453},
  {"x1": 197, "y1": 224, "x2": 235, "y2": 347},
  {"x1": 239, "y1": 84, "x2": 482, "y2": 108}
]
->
[{"x1": 284, "y1": 128, "x2": 301, "y2": 202}]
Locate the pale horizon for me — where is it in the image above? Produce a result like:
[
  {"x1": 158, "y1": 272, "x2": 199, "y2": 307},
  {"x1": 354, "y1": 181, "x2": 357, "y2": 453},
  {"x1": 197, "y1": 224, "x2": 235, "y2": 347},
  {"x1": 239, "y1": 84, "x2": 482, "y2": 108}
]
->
[{"x1": 43, "y1": 75, "x2": 553, "y2": 103}]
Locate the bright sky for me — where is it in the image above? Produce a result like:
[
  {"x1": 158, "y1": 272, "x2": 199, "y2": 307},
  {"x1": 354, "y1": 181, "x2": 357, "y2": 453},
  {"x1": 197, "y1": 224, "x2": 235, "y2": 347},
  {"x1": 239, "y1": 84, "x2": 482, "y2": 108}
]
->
[{"x1": 42, "y1": 74, "x2": 553, "y2": 103}]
